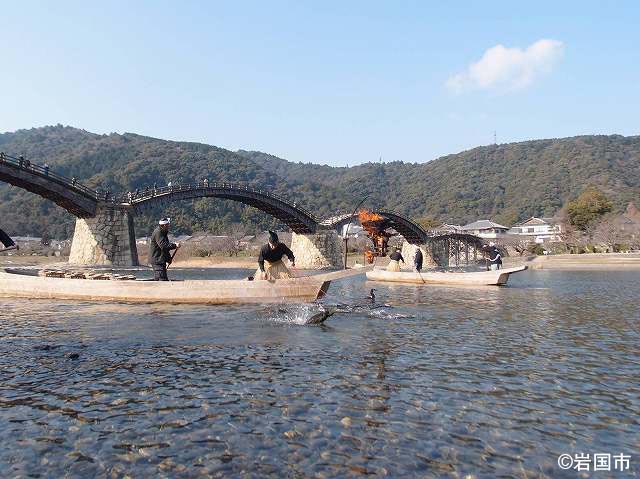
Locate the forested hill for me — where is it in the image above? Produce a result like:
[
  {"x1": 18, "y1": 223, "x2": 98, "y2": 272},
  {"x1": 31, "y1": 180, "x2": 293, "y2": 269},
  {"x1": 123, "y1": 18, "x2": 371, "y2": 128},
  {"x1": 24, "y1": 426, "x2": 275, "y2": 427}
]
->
[
  {"x1": 239, "y1": 134, "x2": 640, "y2": 227},
  {"x1": 1, "y1": 125, "x2": 639, "y2": 239}
]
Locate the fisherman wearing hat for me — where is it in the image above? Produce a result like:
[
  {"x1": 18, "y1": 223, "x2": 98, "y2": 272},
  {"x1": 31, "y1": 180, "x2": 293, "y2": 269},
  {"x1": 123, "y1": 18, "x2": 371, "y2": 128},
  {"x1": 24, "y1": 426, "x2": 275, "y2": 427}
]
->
[
  {"x1": 488, "y1": 241, "x2": 502, "y2": 271},
  {"x1": 149, "y1": 218, "x2": 180, "y2": 281},
  {"x1": 255, "y1": 230, "x2": 295, "y2": 280}
]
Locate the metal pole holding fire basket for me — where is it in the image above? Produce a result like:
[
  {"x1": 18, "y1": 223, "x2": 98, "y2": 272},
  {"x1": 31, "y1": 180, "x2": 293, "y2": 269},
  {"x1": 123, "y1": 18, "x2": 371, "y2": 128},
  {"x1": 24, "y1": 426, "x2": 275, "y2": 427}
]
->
[{"x1": 344, "y1": 195, "x2": 370, "y2": 270}]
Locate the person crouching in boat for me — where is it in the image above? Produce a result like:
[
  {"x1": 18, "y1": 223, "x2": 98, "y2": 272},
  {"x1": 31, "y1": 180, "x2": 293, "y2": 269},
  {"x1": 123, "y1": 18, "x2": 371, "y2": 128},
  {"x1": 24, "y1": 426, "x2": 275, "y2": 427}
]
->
[
  {"x1": 386, "y1": 247, "x2": 405, "y2": 272},
  {"x1": 488, "y1": 242, "x2": 502, "y2": 271},
  {"x1": 256, "y1": 231, "x2": 295, "y2": 280},
  {"x1": 149, "y1": 218, "x2": 180, "y2": 281}
]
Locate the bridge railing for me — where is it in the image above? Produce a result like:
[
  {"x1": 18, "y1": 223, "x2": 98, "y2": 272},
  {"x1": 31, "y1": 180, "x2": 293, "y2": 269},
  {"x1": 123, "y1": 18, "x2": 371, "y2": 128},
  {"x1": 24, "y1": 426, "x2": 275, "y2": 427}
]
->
[
  {"x1": 122, "y1": 182, "x2": 319, "y2": 222},
  {"x1": 0, "y1": 152, "x2": 99, "y2": 200},
  {"x1": 374, "y1": 209, "x2": 430, "y2": 234},
  {"x1": 321, "y1": 208, "x2": 431, "y2": 232}
]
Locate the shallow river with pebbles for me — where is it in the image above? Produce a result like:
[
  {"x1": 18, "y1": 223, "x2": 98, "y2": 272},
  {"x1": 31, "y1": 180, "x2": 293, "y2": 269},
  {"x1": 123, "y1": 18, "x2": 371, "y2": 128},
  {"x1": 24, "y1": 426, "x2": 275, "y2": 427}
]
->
[{"x1": 0, "y1": 268, "x2": 638, "y2": 478}]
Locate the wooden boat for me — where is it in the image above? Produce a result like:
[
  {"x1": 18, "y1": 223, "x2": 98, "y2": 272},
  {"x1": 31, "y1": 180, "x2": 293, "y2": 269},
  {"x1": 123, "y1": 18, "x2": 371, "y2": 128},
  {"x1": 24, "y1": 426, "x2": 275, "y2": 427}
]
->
[
  {"x1": 366, "y1": 265, "x2": 528, "y2": 286},
  {"x1": 0, "y1": 267, "x2": 371, "y2": 305}
]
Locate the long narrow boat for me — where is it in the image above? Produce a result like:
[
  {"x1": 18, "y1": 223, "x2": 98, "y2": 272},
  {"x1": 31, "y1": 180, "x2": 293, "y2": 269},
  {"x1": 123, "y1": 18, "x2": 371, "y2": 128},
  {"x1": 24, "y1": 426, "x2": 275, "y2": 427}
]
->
[
  {"x1": 366, "y1": 265, "x2": 527, "y2": 286},
  {"x1": 0, "y1": 267, "x2": 371, "y2": 305}
]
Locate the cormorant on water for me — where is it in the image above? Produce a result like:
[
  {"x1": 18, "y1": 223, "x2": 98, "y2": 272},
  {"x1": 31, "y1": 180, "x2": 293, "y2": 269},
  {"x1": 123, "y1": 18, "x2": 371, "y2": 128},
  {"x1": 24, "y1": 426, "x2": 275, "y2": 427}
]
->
[
  {"x1": 368, "y1": 289, "x2": 376, "y2": 303},
  {"x1": 306, "y1": 306, "x2": 336, "y2": 325}
]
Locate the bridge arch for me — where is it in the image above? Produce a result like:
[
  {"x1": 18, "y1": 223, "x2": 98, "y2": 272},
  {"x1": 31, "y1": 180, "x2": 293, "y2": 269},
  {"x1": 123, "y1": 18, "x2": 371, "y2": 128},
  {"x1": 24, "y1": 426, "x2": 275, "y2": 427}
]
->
[
  {"x1": 0, "y1": 155, "x2": 484, "y2": 269},
  {"x1": 0, "y1": 152, "x2": 98, "y2": 217},
  {"x1": 321, "y1": 209, "x2": 429, "y2": 244},
  {"x1": 126, "y1": 183, "x2": 319, "y2": 234}
]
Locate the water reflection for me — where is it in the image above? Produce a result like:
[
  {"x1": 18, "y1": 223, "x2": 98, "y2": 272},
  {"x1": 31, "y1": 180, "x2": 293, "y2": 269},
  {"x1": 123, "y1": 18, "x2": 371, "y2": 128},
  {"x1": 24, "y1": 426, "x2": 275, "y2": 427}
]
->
[{"x1": 0, "y1": 269, "x2": 638, "y2": 477}]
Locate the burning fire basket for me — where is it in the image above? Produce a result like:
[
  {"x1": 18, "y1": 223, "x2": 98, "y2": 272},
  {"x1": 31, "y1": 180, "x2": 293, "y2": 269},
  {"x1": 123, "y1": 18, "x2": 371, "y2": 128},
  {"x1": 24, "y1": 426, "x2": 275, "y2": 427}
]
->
[{"x1": 358, "y1": 210, "x2": 396, "y2": 258}]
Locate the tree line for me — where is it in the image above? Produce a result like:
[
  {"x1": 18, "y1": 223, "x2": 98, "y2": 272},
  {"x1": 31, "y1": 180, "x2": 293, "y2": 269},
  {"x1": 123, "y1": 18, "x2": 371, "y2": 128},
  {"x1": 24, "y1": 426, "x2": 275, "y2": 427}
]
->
[{"x1": 0, "y1": 125, "x2": 638, "y2": 240}]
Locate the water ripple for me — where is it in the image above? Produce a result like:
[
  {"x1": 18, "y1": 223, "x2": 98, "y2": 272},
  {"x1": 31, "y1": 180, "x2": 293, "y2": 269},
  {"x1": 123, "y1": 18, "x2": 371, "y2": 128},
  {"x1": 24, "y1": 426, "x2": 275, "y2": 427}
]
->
[{"x1": 0, "y1": 269, "x2": 638, "y2": 477}]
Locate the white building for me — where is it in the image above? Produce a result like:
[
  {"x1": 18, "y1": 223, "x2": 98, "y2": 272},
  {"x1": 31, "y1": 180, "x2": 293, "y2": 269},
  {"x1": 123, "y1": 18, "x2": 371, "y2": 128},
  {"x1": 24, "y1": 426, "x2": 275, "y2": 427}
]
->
[
  {"x1": 460, "y1": 220, "x2": 510, "y2": 239},
  {"x1": 341, "y1": 222, "x2": 364, "y2": 238},
  {"x1": 430, "y1": 223, "x2": 462, "y2": 234},
  {"x1": 509, "y1": 217, "x2": 561, "y2": 243}
]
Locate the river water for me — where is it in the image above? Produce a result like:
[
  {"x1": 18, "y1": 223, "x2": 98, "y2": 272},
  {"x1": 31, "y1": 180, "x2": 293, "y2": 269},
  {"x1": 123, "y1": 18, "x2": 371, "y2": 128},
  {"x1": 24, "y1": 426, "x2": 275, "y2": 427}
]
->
[{"x1": 0, "y1": 268, "x2": 638, "y2": 478}]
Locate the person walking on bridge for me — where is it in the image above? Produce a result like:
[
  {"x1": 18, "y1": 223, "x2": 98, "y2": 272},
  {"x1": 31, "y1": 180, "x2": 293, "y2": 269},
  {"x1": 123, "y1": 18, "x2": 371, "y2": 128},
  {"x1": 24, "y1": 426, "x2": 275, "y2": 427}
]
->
[
  {"x1": 256, "y1": 231, "x2": 295, "y2": 280},
  {"x1": 149, "y1": 218, "x2": 180, "y2": 281}
]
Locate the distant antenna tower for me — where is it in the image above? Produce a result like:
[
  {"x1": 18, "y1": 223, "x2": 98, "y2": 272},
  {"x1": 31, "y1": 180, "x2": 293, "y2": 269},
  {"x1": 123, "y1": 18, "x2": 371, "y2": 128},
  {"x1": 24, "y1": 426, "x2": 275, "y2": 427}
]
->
[{"x1": 493, "y1": 131, "x2": 497, "y2": 144}]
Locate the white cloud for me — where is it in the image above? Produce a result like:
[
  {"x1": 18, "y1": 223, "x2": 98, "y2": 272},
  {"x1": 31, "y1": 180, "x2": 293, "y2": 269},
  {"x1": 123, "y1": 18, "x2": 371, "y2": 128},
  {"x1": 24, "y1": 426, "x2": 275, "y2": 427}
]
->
[{"x1": 446, "y1": 39, "x2": 564, "y2": 94}]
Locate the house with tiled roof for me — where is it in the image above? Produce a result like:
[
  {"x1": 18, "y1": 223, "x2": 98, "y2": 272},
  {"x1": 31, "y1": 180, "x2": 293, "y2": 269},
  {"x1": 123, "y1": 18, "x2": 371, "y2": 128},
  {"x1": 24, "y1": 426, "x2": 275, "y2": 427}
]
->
[
  {"x1": 509, "y1": 217, "x2": 562, "y2": 243},
  {"x1": 460, "y1": 220, "x2": 510, "y2": 239}
]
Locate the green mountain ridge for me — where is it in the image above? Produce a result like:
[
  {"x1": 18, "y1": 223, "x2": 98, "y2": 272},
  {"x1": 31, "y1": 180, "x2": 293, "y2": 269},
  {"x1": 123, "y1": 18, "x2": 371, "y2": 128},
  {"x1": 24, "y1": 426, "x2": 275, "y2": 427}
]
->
[{"x1": 0, "y1": 125, "x2": 638, "y2": 238}]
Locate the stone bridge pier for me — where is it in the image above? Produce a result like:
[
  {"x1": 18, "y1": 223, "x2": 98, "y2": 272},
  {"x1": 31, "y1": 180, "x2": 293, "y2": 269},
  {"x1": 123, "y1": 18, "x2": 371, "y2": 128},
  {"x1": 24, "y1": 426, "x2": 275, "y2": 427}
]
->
[
  {"x1": 290, "y1": 229, "x2": 344, "y2": 269},
  {"x1": 69, "y1": 206, "x2": 139, "y2": 266},
  {"x1": 401, "y1": 243, "x2": 438, "y2": 269}
]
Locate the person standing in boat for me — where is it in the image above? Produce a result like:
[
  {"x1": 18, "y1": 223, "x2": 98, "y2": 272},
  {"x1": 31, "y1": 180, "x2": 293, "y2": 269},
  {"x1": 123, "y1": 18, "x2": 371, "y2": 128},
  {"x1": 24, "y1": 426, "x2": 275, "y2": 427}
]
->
[
  {"x1": 256, "y1": 231, "x2": 295, "y2": 280},
  {"x1": 414, "y1": 248, "x2": 423, "y2": 272},
  {"x1": 488, "y1": 242, "x2": 502, "y2": 270},
  {"x1": 386, "y1": 247, "x2": 405, "y2": 272},
  {"x1": 149, "y1": 218, "x2": 180, "y2": 281}
]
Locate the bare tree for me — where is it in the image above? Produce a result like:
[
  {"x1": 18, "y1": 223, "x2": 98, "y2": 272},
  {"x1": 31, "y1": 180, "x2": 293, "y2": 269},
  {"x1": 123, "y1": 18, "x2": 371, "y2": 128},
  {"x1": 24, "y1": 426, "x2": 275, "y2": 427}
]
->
[
  {"x1": 592, "y1": 215, "x2": 627, "y2": 252},
  {"x1": 501, "y1": 236, "x2": 533, "y2": 256},
  {"x1": 627, "y1": 221, "x2": 640, "y2": 250},
  {"x1": 182, "y1": 232, "x2": 228, "y2": 257},
  {"x1": 557, "y1": 214, "x2": 586, "y2": 253},
  {"x1": 221, "y1": 223, "x2": 250, "y2": 257}
]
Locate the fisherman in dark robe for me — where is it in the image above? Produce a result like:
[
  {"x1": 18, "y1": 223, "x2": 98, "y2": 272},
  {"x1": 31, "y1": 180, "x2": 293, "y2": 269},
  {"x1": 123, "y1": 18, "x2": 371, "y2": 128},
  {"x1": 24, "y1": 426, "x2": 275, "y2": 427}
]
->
[
  {"x1": 414, "y1": 248, "x2": 424, "y2": 272},
  {"x1": 148, "y1": 218, "x2": 179, "y2": 281},
  {"x1": 488, "y1": 242, "x2": 502, "y2": 270},
  {"x1": 255, "y1": 231, "x2": 295, "y2": 280},
  {"x1": 386, "y1": 247, "x2": 405, "y2": 272}
]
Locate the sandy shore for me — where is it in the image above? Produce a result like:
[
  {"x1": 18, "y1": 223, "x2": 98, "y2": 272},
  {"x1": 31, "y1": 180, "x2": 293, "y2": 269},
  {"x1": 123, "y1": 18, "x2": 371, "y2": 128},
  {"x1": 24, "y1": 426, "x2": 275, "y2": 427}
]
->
[
  {"x1": 171, "y1": 257, "x2": 257, "y2": 269},
  {"x1": 0, "y1": 255, "x2": 258, "y2": 270},
  {"x1": 0, "y1": 256, "x2": 63, "y2": 267},
  {"x1": 525, "y1": 253, "x2": 640, "y2": 270}
]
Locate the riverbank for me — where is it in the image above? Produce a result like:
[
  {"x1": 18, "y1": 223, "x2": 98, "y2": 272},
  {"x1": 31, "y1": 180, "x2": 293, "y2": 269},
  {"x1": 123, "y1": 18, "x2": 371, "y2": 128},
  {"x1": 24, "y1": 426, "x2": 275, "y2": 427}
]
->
[
  {"x1": 3, "y1": 252, "x2": 640, "y2": 271},
  {"x1": 0, "y1": 256, "x2": 60, "y2": 267},
  {"x1": 525, "y1": 252, "x2": 640, "y2": 270},
  {"x1": 0, "y1": 255, "x2": 258, "y2": 269},
  {"x1": 171, "y1": 257, "x2": 256, "y2": 269}
]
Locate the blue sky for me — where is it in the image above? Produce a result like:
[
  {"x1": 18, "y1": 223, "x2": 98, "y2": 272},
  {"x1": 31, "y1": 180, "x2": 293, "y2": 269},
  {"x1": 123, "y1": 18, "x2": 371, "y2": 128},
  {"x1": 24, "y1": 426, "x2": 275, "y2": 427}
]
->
[{"x1": 2, "y1": 1, "x2": 639, "y2": 166}]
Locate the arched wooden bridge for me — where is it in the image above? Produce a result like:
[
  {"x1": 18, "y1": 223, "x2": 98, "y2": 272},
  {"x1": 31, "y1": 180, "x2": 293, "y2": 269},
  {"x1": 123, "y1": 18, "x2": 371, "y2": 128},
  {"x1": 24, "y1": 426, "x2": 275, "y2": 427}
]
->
[{"x1": 0, "y1": 152, "x2": 483, "y2": 255}]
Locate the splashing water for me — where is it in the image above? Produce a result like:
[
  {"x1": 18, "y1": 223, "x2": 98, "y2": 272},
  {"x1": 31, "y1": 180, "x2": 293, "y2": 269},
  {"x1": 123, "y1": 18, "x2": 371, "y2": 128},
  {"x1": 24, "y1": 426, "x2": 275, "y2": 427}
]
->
[
  {"x1": 264, "y1": 303, "x2": 331, "y2": 325},
  {"x1": 367, "y1": 307, "x2": 415, "y2": 320}
]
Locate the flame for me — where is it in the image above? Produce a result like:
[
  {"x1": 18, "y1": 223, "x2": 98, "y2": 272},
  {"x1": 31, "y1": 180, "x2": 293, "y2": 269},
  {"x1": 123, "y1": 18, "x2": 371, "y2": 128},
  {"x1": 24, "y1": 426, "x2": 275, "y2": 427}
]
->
[
  {"x1": 358, "y1": 210, "x2": 384, "y2": 223},
  {"x1": 358, "y1": 209, "x2": 392, "y2": 257},
  {"x1": 364, "y1": 250, "x2": 375, "y2": 264}
]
